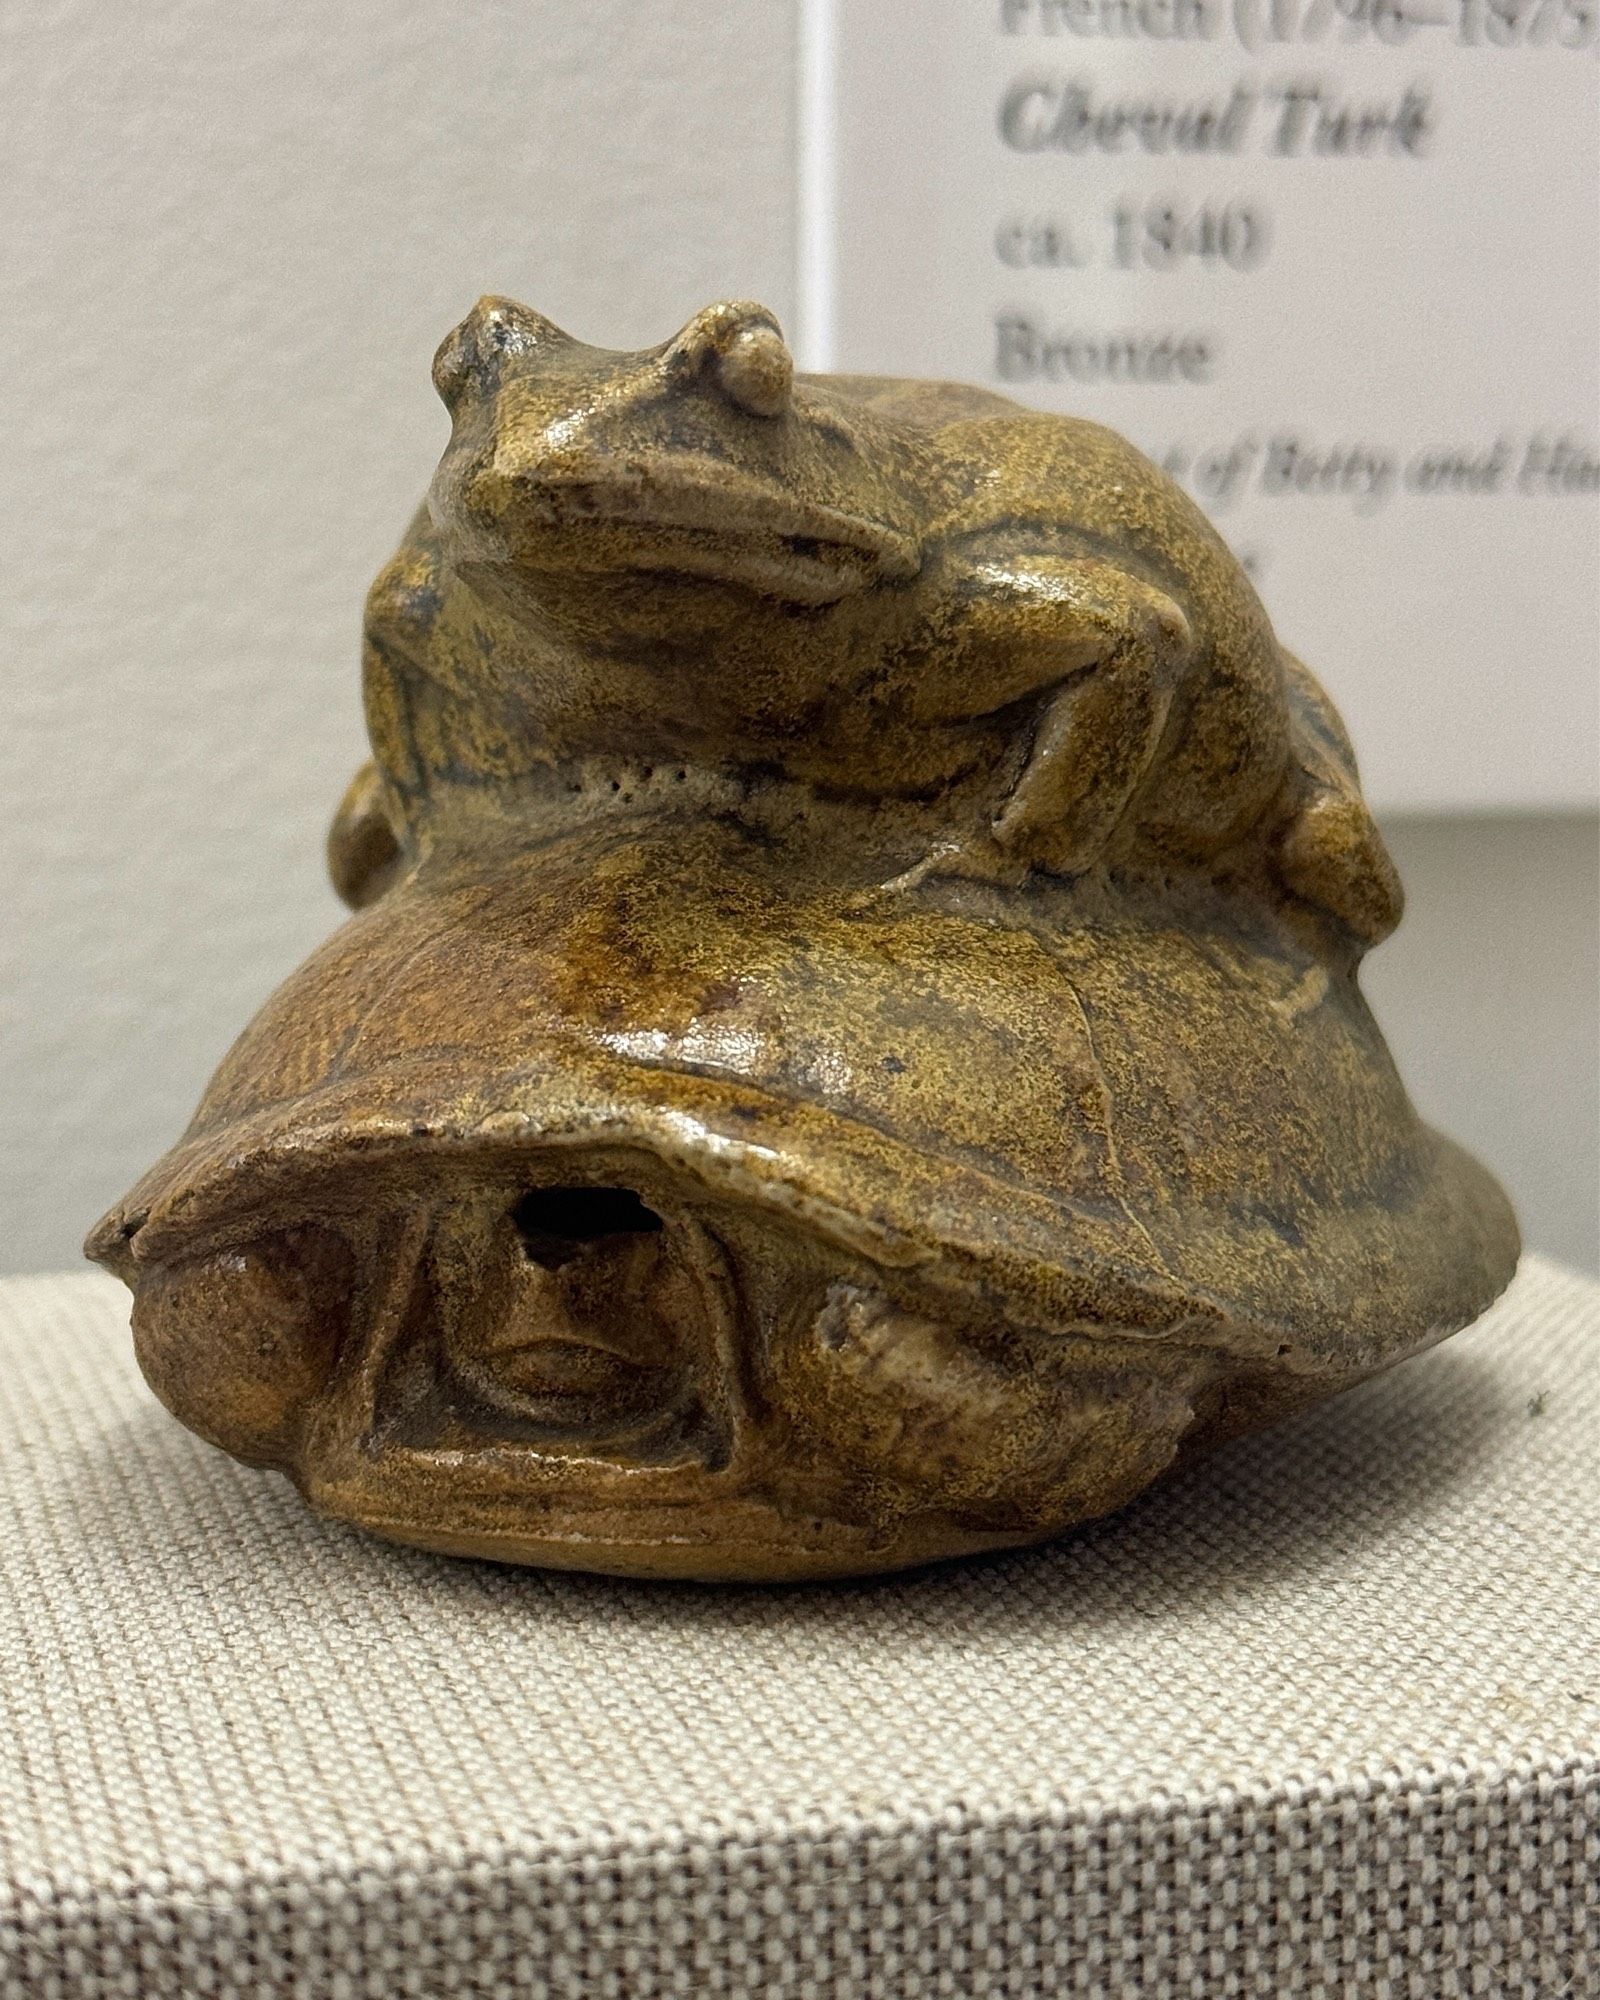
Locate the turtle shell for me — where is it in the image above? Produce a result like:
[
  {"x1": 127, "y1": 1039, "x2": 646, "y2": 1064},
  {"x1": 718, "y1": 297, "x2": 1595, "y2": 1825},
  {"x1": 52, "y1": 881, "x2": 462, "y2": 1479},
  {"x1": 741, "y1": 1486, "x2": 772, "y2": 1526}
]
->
[{"x1": 88, "y1": 813, "x2": 1517, "y2": 1580}]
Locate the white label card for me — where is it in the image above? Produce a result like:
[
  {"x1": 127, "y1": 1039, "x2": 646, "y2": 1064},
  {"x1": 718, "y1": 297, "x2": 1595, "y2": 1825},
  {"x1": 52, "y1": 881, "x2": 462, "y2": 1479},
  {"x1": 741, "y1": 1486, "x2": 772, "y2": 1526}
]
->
[{"x1": 800, "y1": 0, "x2": 1599, "y2": 811}]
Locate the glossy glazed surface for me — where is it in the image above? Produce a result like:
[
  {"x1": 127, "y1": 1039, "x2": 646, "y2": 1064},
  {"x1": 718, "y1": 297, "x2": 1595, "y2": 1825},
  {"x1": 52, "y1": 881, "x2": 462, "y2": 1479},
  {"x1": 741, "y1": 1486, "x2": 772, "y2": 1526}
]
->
[{"x1": 88, "y1": 300, "x2": 1518, "y2": 1579}]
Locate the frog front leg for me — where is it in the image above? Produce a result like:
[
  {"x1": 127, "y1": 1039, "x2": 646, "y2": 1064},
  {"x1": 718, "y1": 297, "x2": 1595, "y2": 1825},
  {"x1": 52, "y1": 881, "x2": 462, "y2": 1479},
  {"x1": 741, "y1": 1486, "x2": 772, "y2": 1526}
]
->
[{"x1": 889, "y1": 554, "x2": 1193, "y2": 891}]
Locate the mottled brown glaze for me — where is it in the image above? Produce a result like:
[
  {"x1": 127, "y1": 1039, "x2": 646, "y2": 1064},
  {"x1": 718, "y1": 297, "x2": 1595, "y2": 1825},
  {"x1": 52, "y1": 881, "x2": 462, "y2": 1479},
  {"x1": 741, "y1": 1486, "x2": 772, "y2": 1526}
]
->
[{"x1": 87, "y1": 298, "x2": 1518, "y2": 1581}]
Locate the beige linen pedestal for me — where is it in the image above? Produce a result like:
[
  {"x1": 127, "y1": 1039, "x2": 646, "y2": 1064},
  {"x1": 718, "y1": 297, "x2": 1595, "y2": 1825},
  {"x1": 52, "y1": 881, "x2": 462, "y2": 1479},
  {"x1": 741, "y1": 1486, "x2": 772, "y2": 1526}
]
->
[{"x1": 1, "y1": 1258, "x2": 1596, "y2": 1999}]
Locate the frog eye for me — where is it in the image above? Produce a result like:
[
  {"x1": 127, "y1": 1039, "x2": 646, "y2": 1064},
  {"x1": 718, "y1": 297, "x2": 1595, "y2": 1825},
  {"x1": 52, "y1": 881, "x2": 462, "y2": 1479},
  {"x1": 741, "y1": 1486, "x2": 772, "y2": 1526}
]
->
[
  {"x1": 716, "y1": 322, "x2": 793, "y2": 420},
  {"x1": 432, "y1": 296, "x2": 569, "y2": 410}
]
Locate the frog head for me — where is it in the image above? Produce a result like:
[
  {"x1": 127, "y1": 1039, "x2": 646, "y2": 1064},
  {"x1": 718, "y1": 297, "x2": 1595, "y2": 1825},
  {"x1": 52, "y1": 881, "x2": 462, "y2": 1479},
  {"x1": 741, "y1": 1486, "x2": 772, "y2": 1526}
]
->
[
  {"x1": 430, "y1": 296, "x2": 925, "y2": 613},
  {"x1": 414, "y1": 299, "x2": 958, "y2": 781},
  {"x1": 367, "y1": 294, "x2": 1242, "y2": 839}
]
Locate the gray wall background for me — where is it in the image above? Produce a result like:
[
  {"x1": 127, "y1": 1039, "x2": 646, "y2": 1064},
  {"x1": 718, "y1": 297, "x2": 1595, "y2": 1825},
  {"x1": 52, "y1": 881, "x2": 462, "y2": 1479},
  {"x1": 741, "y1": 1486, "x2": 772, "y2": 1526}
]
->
[
  {"x1": 1364, "y1": 814, "x2": 1597, "y2": 1273},
  {"x1": 3, "y1": 0, "x2": 1595, "y2": 1275}
]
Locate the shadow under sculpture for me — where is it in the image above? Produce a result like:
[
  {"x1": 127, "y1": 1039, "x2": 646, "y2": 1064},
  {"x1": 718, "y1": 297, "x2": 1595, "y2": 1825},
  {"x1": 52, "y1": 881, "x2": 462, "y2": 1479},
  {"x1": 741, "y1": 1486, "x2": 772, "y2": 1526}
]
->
[{"x1": 87, "y1": 299, "x2": 1519, "y2": 1581}]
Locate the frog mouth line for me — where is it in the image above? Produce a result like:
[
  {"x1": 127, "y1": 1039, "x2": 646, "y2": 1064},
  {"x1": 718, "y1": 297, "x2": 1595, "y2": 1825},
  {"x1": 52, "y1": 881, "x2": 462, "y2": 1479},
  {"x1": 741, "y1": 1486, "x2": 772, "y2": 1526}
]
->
[{"x1": 491, "y1": 471, "x2": 922, "y2": 605}]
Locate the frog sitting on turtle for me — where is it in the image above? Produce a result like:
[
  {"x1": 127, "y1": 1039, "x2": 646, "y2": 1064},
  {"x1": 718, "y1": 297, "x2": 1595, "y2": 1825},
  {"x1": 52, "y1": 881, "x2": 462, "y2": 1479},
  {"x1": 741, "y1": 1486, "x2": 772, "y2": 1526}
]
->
[{"x1": 88, "y1": 300, "x2": 1515, "y2": 1581}]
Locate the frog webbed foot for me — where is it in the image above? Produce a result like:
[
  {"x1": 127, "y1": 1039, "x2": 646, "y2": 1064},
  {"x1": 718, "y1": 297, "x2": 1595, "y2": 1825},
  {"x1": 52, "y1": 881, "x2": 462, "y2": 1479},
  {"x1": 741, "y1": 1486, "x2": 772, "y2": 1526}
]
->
[
  {"x1": 328, "y1": 761, "x2": 406, "y2": 910},
  {"x1": 877, "y1": 831, "x2": 1033, "y2": 898},
  {"x1": 1275, "y1": 652, "x2": 1404, "y2": 948},
  {"x1": 1279, "y1": 787, "x2": 1404, "y2": 947}
]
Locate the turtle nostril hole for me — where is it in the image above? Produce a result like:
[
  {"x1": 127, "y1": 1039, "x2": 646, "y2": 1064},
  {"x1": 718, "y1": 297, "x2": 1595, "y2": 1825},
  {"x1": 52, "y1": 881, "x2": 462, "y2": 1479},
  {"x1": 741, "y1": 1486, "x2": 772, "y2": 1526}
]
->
[{"x1": 512, "y1": 1186, "x2": 664, "y2": 1270}]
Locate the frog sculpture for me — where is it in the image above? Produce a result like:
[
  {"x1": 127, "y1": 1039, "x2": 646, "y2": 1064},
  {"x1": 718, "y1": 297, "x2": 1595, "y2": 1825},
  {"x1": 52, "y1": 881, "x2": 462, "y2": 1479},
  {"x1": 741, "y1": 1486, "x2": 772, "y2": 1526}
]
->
[{"x1": 88, "y1": 299, "x2": 1518, "y2": 1581}]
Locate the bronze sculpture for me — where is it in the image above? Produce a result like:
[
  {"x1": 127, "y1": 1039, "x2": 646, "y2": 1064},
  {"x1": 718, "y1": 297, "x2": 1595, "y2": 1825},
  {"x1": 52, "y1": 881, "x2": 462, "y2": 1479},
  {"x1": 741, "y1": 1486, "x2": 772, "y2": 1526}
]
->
[{"x1": 87, "y1": 298, "x2": 1518, "y2": 1580}]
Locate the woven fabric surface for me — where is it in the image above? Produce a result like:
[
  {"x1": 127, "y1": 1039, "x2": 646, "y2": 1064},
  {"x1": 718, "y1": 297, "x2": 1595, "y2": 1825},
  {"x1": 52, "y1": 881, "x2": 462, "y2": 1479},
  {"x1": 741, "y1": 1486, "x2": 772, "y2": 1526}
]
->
[{"x1": 0, "y1": 1256, "x2": 1595, "y2": 1999}]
